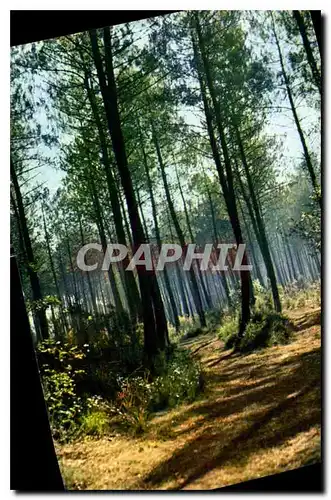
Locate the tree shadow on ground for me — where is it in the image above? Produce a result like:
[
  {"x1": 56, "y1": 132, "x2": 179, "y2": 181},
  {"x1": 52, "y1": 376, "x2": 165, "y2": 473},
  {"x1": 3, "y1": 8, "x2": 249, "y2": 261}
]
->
[
  {"x1": 141, "y1": 339, "x2": 320, "y2": 490},
  {"x1": 293, "y1": 309, "x2": 321, "y2": 332}
]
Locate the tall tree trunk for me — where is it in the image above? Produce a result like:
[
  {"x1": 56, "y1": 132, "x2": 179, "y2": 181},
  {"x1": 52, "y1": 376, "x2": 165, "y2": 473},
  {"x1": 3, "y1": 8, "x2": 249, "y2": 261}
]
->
[
  {"x1": 90, "y1": 27, "x2": 168, "y2": 363},
  {"x1": 78, "y1": 216, "x2": 99, "y2": 318},
  {"x1": 63, "y1": 221, "x2": 80, "y2": 307},
  {"x1": 87, "y1": 167, "x2": 124, "y2": 316},
  {"x1": 192, "y1": 22, "x2": 251, "y2": 337},
  {"x1": 166, "y1": 208, "x2": 191, "y2": 318},
  {"x1": 42, "y1": 204, "x2": 68, "y2": 336},
  {"x1": 139, "y1": 124, "x2": 180, "y2": 331},
  {"x1": 136, "y1": 188, "x2": 149, "y2": 240},
  {"x1": 11, "y1": 189, "x2": 40, "y2": 338},
  {"x1": 205, "y1": 185, "x2": 232, "y2": 306},
  {"x1": 84, "y1": 75, "x2": 141, "y2": 322},
  {"x1": 272, "y1": 15, "x2": 321, "y2": 207},
  {"x1": 293, "y1": 10, "x2": 321, "y2": 94},
  {"x1": 234, "y1": 126, "x2": 282, "y2": 312},
  {"x1": 152, "y1": 125, "x2": 206, "y2": 327},
  {"x1": 310, "y1": 11, "x2": 322, "y2": 57},
  {"x1": 282, "y1": 230, "x2": 298, "y2": 282},
  {"x1": 238, "y1": 199, "x2": 265, "y2": 288},
  {"x1": 119, "y1": 193, "x2": 133, "y2": 248},
  {"x1": 174, "y1": 163, "x2": 213, "y2": 310},
  {"x1": 11, "y1": 158, "x2": 49, "y2": 341}
]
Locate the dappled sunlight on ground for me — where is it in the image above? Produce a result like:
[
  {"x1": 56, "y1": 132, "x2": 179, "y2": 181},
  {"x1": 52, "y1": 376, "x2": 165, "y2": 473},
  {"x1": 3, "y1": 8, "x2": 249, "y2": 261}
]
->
[{"x1": 57, "y1": 305, "x2": 321, "y2": 490}]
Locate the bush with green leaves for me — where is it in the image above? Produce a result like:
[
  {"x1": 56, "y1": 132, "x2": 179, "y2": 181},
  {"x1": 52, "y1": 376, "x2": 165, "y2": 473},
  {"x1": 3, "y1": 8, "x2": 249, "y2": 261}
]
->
[
  {"x1": 218, "y1": 284, "x2": 293, "y2": 353},
  {"x1": 37, "y1": 337, "x2": 204, "y2": 440},
  {"x1": 111, "y1": 349, "x2": 204, "y2": 434},
  {"x1": 150, "y1": 350, "x2": 203, "y2": 411},
  {"x1": 252, "y1": 280, "x2": 273, "y2": 312},
  {"x1": 238, "y1": 310, "x2": 291, "y2": 353},
  {"x1": 42, "y1": 367, "x2": 84, "y2": 441},
  {"x1": 79, "y1": 395, "x2": 111, "y2": 437},
  {"x1": 218, "y1": 316, "x2": 240, "y2": 349},
  {"x1": 221, "y1": 309, "x2": 291, "y2": 354},
  {"x1": 111, "y1": 373, "x2": 151, "y2": 435},
  {"x1": 79, "y1": 410, "x2": 110, "y2": 437},
  {"x1": 36, "y1": 339, "x2": 89, "y2": 375},
  {"x1": 37, "y1": 340, "x2": 106, "y2": 441},
  {"x1": 26, "y1": 295, "x2": 62, "y2": 314},
  {"x1": 168, "y1": 315, "x2": 201, "y2": 343}
]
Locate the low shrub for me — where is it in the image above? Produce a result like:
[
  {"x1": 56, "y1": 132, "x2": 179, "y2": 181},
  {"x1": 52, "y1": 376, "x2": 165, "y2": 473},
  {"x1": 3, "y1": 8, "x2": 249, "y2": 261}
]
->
[
  {"x1": 218, "y1": 316, "x2": 239, "y2": 349},
  {"x1": 239, "y1": 310, "x2": 291, "y2": 353},
  {"x1": 282, "y1": 280, "x2": 320, "y2": 310},
  {"x1": 218, "y1": 297, "x2": 292, "y2": 354},
  {"x1": 205, "y1": 307, "x2": 226, "y2": 330},
  {"x1": 150, "y1": 349, "x2": 204, "y2": 411},
  {"x1": 37, "y1": 337, "x2": 204, "y2": 440},
  {"x1": 42, "y1": 368, "x2": 84, "y2": 441},
  {"x1": 111, "y1": 348, "x2": 204, "y2": 434},
  {"x1": 79, "y1": 410, "x2": 110, "y2": 437},
  {"x1": 110, "y1": 373, "x2": 152, "y2": 435},
  {"x1": 296, "y1": 296, "x2": 306, "y2": 308},
  {"x1": 37, "y1": 340, "x2": 116, "y2": 441},
  {"x1": 169, "y1": 316, "x2": 201, "y2": 343}
]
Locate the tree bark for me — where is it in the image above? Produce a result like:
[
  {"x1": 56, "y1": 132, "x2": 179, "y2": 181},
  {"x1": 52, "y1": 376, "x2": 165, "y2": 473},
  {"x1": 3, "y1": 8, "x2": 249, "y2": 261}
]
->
[
  {"x1": 11, "y1": 158, "x2": 49, "y2": 341},
  {"x1": 293, "y1": 10, "x2": 321, "y2": 94},
  {"x1": 152, "y1": 125, "x2": 206, "y2": 327},
  {"x1": 192, "y1": 22, "x2": 251, "y2": 337},
  {"x1": 310, "y1": 11, "x2": 322, "y2": 57},
  {"x1": 84, "y1": 74, "x2": 141, "y2": 322},
  {"x1": 234, "y1": 126, "x2": 282, "y2": 312},
  {"x1": 89, "y1": 27, "x2": 168, "y2": 362},
  {"x1": 139, "y1": 123, "x2": 180, "y2": 331},
  {"x1": 174, "y1": 163, "x2": 213, "y2": 310},
  {"x1": 272, "y1": 15, "x2": 321, "y2": 207}
]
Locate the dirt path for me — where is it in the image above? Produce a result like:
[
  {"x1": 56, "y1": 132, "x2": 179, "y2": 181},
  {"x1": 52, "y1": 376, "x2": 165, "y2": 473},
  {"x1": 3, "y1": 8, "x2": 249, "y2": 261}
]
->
[{"x1": 57, "y1": 306, "x2": 321, "y2": 490}]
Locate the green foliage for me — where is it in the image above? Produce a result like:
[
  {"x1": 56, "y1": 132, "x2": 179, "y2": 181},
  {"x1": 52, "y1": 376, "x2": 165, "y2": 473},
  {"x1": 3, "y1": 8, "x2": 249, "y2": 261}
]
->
[
  {"x1": 111, "y1": 349, "x2": 203, "y2": 435},
  {"x1": 220, "y1": 309, "x2": 291, "y2": 354},
  {"x1": 219, "y1": 281, "x2": 293, "y2": 353},
  {"x1": 205, "y1": 307, "x2": 223, "y2": 327},
  {"x1": 26, "y1": 295, "x2": 62, "y2": 313},
  {"x1": 42, "y1": 368, "x2": 84, "y2": 441},
  {"x1": 180, "y1": 326, "x2": 208, "y2": 342},
  {"x1": 282, "y1": 280, "x2": 321, "y2": 310},
  {"x1": 239, "y1": 310, "x2": 291, "y2": 353},
  {"x1": 218, "y1": 316, "x2": 240, "y2": 349},
  {"x1": 254, "y1": 289, "x2": 273, "y2": 312},
  {"x1": 37, "y1": 340, "x2": 112, "y2": 441},
  {"x1": 111, "y1": 374, "x2": 151, "y2": 436},
  {"x1": 168, "y1": 315, "x2": 200, "y2": 343},
  {"x1": 80, "y1": 410, "x2": 110, "y2": 437},
  {"x1": 150, "y1": 350, "x2": 204, "y2": 411},
  {"x1": 37, "y1": 339, "x2": 88, "y2": 374},
  {"x1": 290, "y1": 189, "x2": 321, "y2": 251}
]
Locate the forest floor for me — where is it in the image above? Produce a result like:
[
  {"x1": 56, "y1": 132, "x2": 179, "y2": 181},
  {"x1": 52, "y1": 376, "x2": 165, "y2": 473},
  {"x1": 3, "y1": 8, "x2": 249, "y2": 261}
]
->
[{"x1": 57, "y1": 304, "x2": 321, "y2": 490}]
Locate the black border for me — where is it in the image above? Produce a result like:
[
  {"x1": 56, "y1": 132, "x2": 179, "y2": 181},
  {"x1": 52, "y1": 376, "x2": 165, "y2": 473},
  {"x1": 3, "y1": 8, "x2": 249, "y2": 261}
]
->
[
  {"x1": 10, "y1": 10, "x2": 178, "y2": 46},
  {"x1": 10, "y1": 9, "x2": 323, "y2": 493},
  {"x1": 10, "y1": 248, "x2": 65, "y2": 491}
]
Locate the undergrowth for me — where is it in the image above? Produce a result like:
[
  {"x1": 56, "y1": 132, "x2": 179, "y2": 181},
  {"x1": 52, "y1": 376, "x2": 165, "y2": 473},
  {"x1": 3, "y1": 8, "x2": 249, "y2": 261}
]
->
[
  {"x1": 37, "y1": 338, "x2": 203, "y2": 441},
  {"x1": 111, "y1": 349, "x2": 204, "y2": 435},
  {"x1": 281, "y1": 280, "x2": 320, "y2": 310},
  {"x1": 219, "y1": 280, "x2": 294, "y2": 353},
  {"x1": 38, "y1": 280, "x2": 319, "y2": 442}
]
